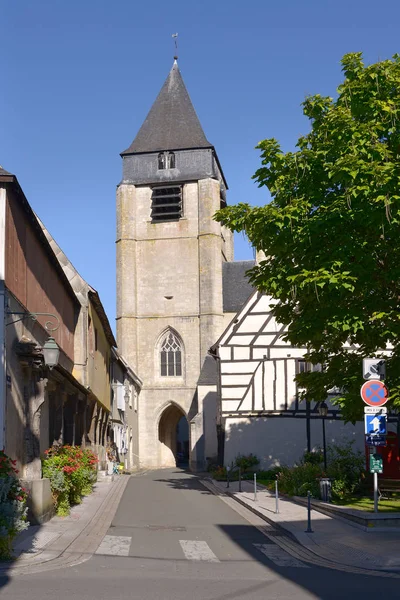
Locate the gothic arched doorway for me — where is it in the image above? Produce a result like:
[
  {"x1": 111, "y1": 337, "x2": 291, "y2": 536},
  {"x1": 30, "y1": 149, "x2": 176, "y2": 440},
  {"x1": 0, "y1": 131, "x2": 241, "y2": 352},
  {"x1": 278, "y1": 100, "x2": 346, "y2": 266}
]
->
[{"x1": 158, "y1": 404, "x2": 189, "y2": 467}]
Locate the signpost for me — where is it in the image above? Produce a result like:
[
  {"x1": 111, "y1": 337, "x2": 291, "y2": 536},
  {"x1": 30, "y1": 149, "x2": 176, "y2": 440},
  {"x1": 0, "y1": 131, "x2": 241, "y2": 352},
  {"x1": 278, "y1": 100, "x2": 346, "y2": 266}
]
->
[{"x1": 361, "y1": 359, "x2": 387, "y2": 514}]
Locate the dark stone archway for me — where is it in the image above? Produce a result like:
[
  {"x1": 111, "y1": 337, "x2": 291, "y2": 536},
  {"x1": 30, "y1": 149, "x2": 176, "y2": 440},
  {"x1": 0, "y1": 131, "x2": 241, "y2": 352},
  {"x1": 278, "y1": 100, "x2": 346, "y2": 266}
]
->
[{"x1": 158, "y1": 404, "x2": 188, "y2": 467}]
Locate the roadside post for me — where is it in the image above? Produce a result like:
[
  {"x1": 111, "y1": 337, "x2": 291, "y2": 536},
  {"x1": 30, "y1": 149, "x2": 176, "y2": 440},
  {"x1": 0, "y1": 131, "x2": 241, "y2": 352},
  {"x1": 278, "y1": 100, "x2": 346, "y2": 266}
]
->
[
  {"x1": 226, "y1": 465, "x2": 230, "y2": 489},
  {"x1": 361, "y1": 359, "x2": 388, "y2": 513},
  {"x1": 254, "y1": 473, "x2": 257, "y2": 502},
  {"x1": 238, "y1": 467, "x2": 242, "y2": 492},
  {"x1": 275, "y1": 477, "x2": 279, "y2": 514},
  {"x1": 305, "y1": 491, "x2": 313, "y2": 533}
]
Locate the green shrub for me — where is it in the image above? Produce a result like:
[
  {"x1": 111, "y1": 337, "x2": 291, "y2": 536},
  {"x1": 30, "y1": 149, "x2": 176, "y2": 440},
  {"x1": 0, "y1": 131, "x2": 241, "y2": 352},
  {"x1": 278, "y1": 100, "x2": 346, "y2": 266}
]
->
[
  {"x1": 277, "y1": 463, "x2": 322, "y2": 498},
  {"x1": 0, "y1": 450, "x2": 29, "y2": 560},
  {"x1": 301, "y1": 450, "x2": 324, "y2": 466},
  {"x1": 42, "y1": 445, "x2": 98, "y2": 516},
  {"x1": 235, "y1": 454, "x2": 260, "y2": 472},
  {"x1": 326, "y1": 442, "x2": 365, "y2": 500}
]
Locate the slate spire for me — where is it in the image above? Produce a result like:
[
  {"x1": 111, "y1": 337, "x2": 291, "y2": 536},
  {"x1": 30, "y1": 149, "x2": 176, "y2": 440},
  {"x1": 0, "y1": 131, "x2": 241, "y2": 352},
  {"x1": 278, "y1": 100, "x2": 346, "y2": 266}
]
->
[{"x1": 121, "y1": 61, "x2": 212, "y2": 155}]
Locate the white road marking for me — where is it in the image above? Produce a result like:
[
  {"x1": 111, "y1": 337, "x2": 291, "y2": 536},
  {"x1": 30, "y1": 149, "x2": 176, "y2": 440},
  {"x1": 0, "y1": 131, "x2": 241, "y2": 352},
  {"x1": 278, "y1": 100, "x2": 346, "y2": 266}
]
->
[
  {"x1": 95, "y1": 535, "x2": 131, "y2": 556},
  {"x1": 179, "y1": 540, "x2": 220, "y2": 562},
  {"x1": 254, "y1": 543, "x2": 310, "y2": 568}
]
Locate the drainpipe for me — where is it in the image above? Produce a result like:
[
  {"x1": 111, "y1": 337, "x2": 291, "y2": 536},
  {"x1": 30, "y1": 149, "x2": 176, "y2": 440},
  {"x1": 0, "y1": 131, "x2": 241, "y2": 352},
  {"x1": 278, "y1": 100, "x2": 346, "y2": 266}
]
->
[{"x1": 0, "y1": 187, "x2": 6, "y2": 449}]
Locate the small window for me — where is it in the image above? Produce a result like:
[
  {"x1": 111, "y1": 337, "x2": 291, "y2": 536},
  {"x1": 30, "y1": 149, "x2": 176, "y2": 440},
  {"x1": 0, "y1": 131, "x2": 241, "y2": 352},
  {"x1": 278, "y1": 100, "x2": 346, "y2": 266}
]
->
[
  {"x1": 157, "y1": 151, "x2": 175, "y2": 170},
  {"x1": 158, "y1": 152, "x2": 166, "y2": 170},
  {"x1": 151, "y1": 186, "x2": 182, "y2": 222},
  {"x1": 94, "y1": 328, "x2": 98, "y2": 352},
  {"x1": 160, "y1": 331, "x2": 182, "y2": 377},
  {"x1": 298, "y1": 360, "x2": 322, "y2": 374},
  {"x1": 168, "y1": 152, "x2": 175, "y2": 168}
]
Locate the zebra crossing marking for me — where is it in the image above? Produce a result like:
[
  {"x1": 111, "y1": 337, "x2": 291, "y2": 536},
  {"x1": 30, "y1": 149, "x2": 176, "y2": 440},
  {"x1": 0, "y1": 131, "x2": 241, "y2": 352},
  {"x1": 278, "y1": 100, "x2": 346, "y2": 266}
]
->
[
  {"x1": 179, "y1": 540, "x2": 220, "y2": 562},
  {"x1": 254, "y1": 543, "x2": 310, "y2": 568},
  {"x1": 95, "y1": 535, "x2": 131, "y2": 556}
]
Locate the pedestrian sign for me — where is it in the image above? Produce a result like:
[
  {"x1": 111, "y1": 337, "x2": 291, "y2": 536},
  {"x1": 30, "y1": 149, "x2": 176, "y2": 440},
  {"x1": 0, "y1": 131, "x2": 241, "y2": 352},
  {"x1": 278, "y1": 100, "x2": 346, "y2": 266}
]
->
[
  {"x1": 365, "y1": 414, "x2": 387, "y2": 435},
  {"x1": 369, "y1": 453, "x2": 383, "y2": 474},
  {"x1": 360, "y1": 380, "x2": 388, "y2": 407}
]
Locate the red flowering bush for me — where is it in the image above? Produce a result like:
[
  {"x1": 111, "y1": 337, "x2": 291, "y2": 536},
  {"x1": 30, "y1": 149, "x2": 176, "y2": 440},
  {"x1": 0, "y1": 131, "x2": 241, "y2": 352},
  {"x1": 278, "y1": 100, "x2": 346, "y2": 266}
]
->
[
  {"x1": 0, "y1": 449, "x2": 29, "y2": 559},
  {"x1": 42, "y1": 445, "x2": 98, "y2": 516}
]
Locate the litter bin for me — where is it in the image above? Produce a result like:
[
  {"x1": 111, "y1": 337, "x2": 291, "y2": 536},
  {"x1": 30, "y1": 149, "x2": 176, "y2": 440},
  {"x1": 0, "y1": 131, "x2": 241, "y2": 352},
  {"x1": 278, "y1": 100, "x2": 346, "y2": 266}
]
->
[{"x1": 319, "y1": 478, "x2": 332, "y2": 502}]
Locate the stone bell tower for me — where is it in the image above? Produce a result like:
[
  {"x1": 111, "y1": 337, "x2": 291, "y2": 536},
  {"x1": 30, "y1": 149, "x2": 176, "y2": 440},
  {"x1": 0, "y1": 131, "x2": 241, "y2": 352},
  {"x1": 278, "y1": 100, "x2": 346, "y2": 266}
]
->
[{"x1": 116, "y1": 59, "x2": 233, "y2": 470}]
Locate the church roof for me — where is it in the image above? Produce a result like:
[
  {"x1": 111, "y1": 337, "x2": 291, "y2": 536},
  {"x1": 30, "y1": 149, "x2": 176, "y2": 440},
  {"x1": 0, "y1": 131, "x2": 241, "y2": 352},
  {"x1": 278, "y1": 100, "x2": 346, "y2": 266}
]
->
[
  {"x1": 223, "y1": 260, "x2": 256, "y2": 313},
  {"x1": 121, "y1": 61, "x2": 213, "y2": 155},
  {"x1": 0, "y1": 165, "x2": 12, "y2": 176}
]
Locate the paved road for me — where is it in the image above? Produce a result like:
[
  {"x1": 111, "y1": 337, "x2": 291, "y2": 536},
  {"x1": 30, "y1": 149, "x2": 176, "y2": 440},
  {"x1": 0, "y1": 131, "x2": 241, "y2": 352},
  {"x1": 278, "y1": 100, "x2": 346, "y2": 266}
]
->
[{"x1": 1, "y1": 469, "x2": 399, "y2": 599}]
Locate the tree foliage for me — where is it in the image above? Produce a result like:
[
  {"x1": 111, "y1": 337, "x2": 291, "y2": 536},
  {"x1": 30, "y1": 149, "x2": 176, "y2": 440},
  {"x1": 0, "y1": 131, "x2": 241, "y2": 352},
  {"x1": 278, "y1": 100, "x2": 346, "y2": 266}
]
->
[{"x1": 215, "y1": 53, "x2": 400, "y2": 422}]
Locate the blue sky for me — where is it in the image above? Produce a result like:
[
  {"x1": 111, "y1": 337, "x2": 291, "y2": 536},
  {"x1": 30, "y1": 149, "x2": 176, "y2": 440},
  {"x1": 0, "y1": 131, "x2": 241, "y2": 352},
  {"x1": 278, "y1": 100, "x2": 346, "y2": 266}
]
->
[{"x1": 1, "y1": 0, "x2": 400, "y2": 331}]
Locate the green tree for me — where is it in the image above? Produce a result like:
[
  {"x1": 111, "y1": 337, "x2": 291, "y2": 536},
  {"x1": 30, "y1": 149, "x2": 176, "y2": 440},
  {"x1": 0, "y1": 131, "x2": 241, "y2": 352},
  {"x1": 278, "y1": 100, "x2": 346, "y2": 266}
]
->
[{"x1": 215, "y1": 53, "x2": 400, "y2": 422}]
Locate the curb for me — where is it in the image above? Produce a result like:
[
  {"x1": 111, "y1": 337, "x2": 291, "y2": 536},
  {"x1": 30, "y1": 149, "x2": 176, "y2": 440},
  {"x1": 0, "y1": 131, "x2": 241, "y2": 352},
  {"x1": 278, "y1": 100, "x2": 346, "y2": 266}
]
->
[{"x1": 201, "y1": 478, "x2": 400, "y2": 579}]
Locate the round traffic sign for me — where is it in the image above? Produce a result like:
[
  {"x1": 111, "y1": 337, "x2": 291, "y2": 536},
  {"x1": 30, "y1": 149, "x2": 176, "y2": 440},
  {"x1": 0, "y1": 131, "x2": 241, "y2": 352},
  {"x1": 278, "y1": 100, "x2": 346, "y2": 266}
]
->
[{"x1": 360, "y1": 380, "x2": 388, "y2": 407}]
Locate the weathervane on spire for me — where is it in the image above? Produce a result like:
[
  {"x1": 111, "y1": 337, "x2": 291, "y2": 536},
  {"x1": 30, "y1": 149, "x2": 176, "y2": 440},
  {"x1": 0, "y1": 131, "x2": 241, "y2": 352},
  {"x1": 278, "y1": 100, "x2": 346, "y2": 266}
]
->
[{"x1": 172, "y1": 33, "x2": 178, "y2": 61}]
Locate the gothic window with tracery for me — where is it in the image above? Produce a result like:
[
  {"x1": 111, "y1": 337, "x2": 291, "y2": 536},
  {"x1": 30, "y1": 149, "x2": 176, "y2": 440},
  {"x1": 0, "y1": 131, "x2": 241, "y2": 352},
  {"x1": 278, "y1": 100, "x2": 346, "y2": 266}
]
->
[{"x1": 160, "y1": 331, "x2": 182, "y2": 377}]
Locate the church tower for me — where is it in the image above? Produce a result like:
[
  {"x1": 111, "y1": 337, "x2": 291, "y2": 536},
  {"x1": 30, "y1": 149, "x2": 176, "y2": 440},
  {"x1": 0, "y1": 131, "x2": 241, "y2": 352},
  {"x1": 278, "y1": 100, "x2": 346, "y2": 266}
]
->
[{"x1": 116, "y1": 60, "x2": 233, "y2": 469}]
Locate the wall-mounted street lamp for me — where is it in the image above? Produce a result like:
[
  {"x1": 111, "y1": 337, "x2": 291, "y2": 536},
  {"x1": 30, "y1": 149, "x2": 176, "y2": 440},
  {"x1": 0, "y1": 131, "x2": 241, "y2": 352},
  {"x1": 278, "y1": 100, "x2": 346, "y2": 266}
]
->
[
  {"x1": 6, "y1": 311, "x2": 60, "y2": 369},
  {"x1": 318, "y1": 401, "x2": 328, "y2": 470},
  {"x1": 42, "y1": 337, "x2": 60, "y2": 369}
]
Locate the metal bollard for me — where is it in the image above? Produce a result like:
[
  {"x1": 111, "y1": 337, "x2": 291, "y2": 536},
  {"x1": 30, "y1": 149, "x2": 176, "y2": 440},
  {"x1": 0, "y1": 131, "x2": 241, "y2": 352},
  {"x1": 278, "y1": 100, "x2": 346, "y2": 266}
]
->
[
  {"x1": 226, "y1": 465, "x2": 230, "y2": 489},
  {"x1": 239, "y1": 467, "x2": 242, "y2": 492},
  {"x1": 254, "y1": 473, "x2": 257, "y2": 502},
  {"x1": 275, "y1": 478, "x2": 279, "y2": 514},
  {"x1": 305, "y1": 490, "x2": 313, "y2": 533}
]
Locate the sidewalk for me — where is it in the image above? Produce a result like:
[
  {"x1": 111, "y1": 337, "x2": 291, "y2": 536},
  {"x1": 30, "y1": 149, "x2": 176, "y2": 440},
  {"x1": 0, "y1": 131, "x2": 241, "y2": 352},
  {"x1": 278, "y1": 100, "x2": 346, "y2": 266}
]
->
[
  {"x1": 1, "y1": 474, "x2": 130, "y2": 576},
  {"x1": 207, "y1": 478, "x2": 400, "y2": 574}
]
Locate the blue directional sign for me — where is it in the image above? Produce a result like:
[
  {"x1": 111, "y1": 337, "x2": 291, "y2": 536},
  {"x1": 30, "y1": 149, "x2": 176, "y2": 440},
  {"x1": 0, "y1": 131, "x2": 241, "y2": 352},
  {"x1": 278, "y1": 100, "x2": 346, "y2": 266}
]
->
[
  {"x1": 365, "y1": 414, "x2": 387, "y2": 435},
  {"x1": 365, "y1": 434, "x2": 387, "y2": 447}
]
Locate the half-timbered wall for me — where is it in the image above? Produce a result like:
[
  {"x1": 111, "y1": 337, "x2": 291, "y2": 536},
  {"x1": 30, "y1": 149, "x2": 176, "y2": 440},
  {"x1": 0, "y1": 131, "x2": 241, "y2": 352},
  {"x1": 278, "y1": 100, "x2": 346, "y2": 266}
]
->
[{"x1": 214, "y1": 292, "x2": 365, "y2": 468}]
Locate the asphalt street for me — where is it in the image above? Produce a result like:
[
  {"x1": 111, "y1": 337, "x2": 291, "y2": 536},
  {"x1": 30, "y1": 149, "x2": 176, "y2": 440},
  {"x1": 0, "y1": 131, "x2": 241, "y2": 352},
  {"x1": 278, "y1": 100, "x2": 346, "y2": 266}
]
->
[{"x1": 1, "y1": 469, "x2": 399, "y2": 600}]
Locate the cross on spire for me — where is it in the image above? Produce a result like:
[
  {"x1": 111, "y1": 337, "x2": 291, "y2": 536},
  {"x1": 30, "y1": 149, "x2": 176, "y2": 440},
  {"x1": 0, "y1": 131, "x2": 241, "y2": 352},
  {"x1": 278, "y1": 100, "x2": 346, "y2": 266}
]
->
[{"x1": 172, "y1": 33, "x2": 178, "y2": 61}]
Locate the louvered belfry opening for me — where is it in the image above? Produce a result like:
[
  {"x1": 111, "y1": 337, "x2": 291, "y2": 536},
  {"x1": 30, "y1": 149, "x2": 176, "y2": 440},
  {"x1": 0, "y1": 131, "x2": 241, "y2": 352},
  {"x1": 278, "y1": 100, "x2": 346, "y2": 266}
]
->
[{"x1": 151, "y1": 185, "x2": 182, "y2": 222}]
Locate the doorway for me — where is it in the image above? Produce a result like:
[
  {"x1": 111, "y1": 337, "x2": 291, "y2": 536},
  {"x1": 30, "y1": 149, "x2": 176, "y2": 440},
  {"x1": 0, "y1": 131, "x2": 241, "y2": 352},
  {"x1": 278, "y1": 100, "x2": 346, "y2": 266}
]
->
[{"x1": 158, "y1": 404, "x2": 189, "y2": 467}]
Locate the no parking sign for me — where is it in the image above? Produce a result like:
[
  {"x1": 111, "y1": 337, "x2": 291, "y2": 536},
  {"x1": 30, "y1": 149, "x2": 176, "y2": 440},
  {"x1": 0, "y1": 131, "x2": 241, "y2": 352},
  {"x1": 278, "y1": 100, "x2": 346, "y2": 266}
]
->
[{"x1": 360, "y1": 380, "x2": 389, "y2": 407}]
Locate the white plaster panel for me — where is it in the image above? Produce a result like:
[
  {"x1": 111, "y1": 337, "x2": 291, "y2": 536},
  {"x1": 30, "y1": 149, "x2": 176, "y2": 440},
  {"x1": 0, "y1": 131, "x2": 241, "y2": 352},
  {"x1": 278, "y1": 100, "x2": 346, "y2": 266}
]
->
[
  {"x1": 233, "y1": 346, "x2": 250, "y2": 360},
  {"x1": 264, "y1": 361, "x2": 275, "y2": 410},
  {"x1": 221, "y1": 374, "x2": 253, "y2": 386},
  {"x1": 221, "y1": 400, "x2": 241, "y2": 413},
  {"x1": 253, "y1": 367, "x2": 263, "y2": 411},
  {"x1": 270, "y1": 348, "x2": 306, "y2": 359},
  {"x1": 229, "y1": 335, "x2": 254, "y2": 346},
  {"x1": 253, "y1": 334, "x2": 277, "y2": 347},
  {"x1": 286, "y1": 360, "x2": 297, "y2": 409},
  {"x1": 219, "y1": 346, "x2": 231, "y2": 360},
  {"x1": 221, "y1": 386, "x2": 247, "y2": 399},
  {"x1": 221, "y1": 361, "x2": 259, "y2": 374},
  {"x1": 252, "y1": 295, "x2": 275, "y2": 312},
  {"x1": 238, "y1": 388, "x2": 252, "y2": 411},
  {"x1": 224, "y1": 417, "x2": 365, "y2": 469},
  {"x1": 236, "y1": 314, "x2": 267, "y2": 333},
  {"x1": 275, "y1": 361, "x2": 286, "y2": 411}
]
